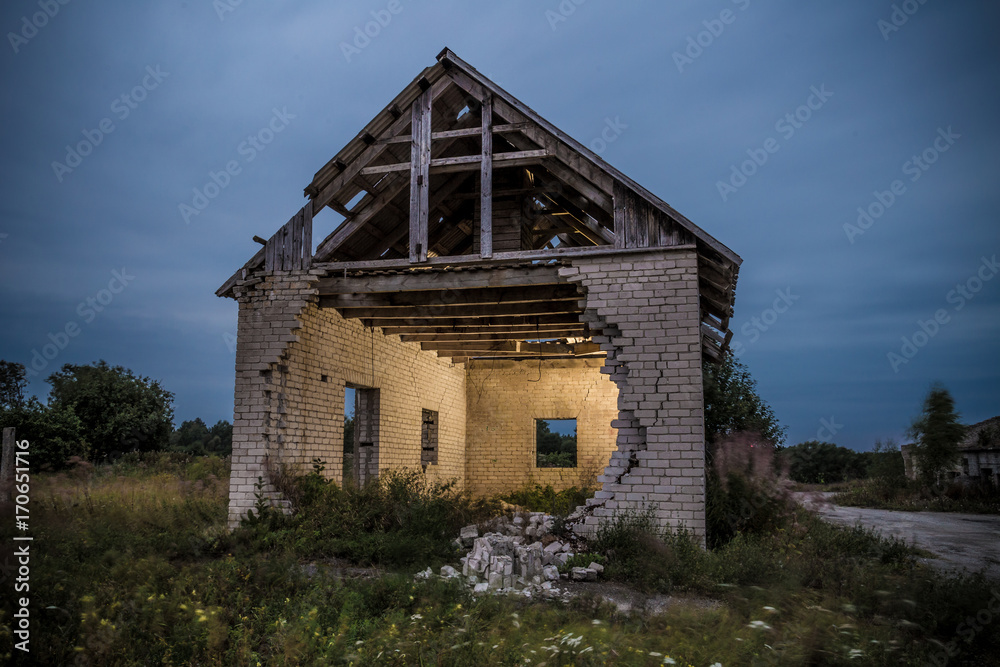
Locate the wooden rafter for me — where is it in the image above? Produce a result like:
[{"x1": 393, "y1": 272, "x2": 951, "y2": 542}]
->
[
  {"x1": 336, "y1": 300, "x2": 581, "y2": 320},
  {"x1": 360, "y1": 313, "x2": 581, "y2": 329},
  {"x1": 316, "y1": 265, "x2": 565, "y2": 294},
  {"x1": 319, "y1": 284, "x2": 581, "y2": 310}
]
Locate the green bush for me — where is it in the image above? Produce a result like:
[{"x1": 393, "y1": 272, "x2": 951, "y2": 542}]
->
[
  {"x1": 499, "y1": 484, "x2": 594, "y2": 516},
  {"x1": 706, "y1": 470, "x2": 793, "y2": 548},
  {"x1": 591, "y1": 508, "x2": 706, "y2": 593},
  {"x1": 230, "y1": 466, "x2": 500, "y2": 569},
  {"x1": 707, "y1": 533, "x2": 778, "y2": 585},
  {"x1": 0, "y1": 397, "x2": 87, "y2": 470},
  {"x1": 705, "y1": 433, "x2": 794, "y2": 547}
]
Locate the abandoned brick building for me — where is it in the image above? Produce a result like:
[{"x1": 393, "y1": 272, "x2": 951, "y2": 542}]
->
[{"x1": 217, "y1": 49, "x2": 741, "y2": 539}]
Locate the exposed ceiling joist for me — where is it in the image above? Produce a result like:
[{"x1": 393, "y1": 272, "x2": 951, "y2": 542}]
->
[
  {"x1": 336, "y1": 300, "x2": 582, "y2": 320},
  {"x1": 320, "y1": 283, "x2": 581, "y2": 310},
  {"x1": 316, "y1": 265, "x2": 565, "y2": 295}
]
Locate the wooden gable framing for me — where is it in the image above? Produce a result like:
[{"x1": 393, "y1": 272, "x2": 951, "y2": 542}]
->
[{"x1": 217, "y1": 48, "x2": 742, "y2": 362}]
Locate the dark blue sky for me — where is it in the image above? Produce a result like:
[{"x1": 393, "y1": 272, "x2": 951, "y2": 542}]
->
[{"x1": 1, "y1": 1, "x2": 997, "y2": 450}]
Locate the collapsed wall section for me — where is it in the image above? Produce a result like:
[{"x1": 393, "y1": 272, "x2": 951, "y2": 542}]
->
[
  {"x1": 228, "y1": 270, "x2": 467, "y2": 527},
  {"x1": 560, "y1": 249, "x2": 707, "y2": 539},
  {"x1": 464, "y1": 358, "x2": 619, "y2": 495}
]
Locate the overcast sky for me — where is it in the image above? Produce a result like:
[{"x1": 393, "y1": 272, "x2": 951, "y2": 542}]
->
[{"x1": 1, "y1": 0, "x2": 997, "y2": 450}]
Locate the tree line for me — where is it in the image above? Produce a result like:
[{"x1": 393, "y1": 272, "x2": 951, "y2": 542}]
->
[{"x1": 0, "y1": 359, "x2": 231, "y2": 470}]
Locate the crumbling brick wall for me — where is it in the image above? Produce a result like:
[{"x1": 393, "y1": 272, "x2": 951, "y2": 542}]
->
[
  {"x1": 560, "y1": 248, "x2": 707, "y2": 540},
  {"x1": 228, "y1": 270, "x2": 467, "y2": 526},
  {"x1": 464, "y1": 358, "x2": 619, "y2": 495}
]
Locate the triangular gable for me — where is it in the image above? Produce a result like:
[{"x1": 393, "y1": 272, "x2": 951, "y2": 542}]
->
[{"x1": 218, "y1": 48, "x2": 741, "y2": 359}]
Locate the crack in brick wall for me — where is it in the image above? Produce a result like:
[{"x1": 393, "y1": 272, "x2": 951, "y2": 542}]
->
[
  {"x1": 559, "y1": 249, "x2": 707, "y2": 541},
  {"x1": 227, "y1": 249, "x2": 707, "y2": 539}
]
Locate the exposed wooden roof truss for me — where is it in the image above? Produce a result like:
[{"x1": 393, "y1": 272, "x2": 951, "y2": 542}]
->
[{"x1": 217, "y1": 49, "x2": 742, "y2": 362}]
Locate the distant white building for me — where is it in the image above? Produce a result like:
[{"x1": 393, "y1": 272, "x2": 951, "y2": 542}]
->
[{"x1": 901, "y1": 415, "x2": 1000, "y2": 484}]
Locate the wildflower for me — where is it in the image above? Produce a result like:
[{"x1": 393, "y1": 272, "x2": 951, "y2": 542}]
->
[
  {"x1": 848, "y1": 648, "x2": 864, "y2": 659},
  {"x1": 747, "y1": 620, "x2": 772, "y2": 631},
  {"x1": 591, "y1": 619, "x2": 602, "y2": 625},
  {"x1": 663, "y1": 659, "x2": 676, "y2": 665},
  {"x1": 649, "y1": 652, "x2": 663, "y2": 657},
  {"x1": 762, "y1": 606, "x2": 777, "y2": 613}
]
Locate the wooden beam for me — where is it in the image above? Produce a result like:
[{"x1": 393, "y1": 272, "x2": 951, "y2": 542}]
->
[
  {"x1": 351, "y1": 170, "x2": 472, "y2": 261},
  {"x1": 385, "y1": 322, "x2": 586, "y2": 335},
  {"x1": 433, "y1": 348, "x2": 604, "y2": 359},
  {"x1": 363, "y1": 313, "x2": 583, "y2": 329},
  {"x1": 313, "y1": 110, "x2": 411, "y2": 212},
  {"x1": 421, "y1": 341, "x2": 601, "y2": 354},
  {"x1": 480, "y1": 94, "x2": 493, "y2": 259},
  {"x1": 311, "y1": 74, "x2": 452, "y2": 212},
  {"x1": 216, "y1": 246, "x2": 264, "y2": 297},
  {"x1": 320, "y1": 284, "x2": 581, "y2": 310},
  {"x1": 379, "y1": 123, "x2": 529, "y2": 144},
  {"x1": 397, "y1": 329, "x2": 586, "y2": 343},
  {"x1": 312, "y1": 243, "x2": 697, "y2": 272},
  {"x1": 360, "y1": 149, "x2": 549, "y2": 176},
  {"x1": 302, "y1": 199, "x2": 313, "y2": 268},
  {"x1": 316, "y1": 265, "x2": 565, "y2": 294},
  {"x1": 409, "y1": 88, "x2": 431, "y2": 263},
  {"x1": 334, "y1": 300, "x2": 582, "y2": 320},
  {"x1": 313, "y1": 175, "x2": 411, "y2": 261}
]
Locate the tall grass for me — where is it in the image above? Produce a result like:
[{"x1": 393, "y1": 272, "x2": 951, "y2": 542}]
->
[
  {"x1": 835, "y1": 477, "x2": 1000, "y2": 514},
  {"x1": 227, "y1": 465, "x2": 501, "y2": 568},
  {"x1": 2, "y1": 454, "x2": 999, "y2": 665}
]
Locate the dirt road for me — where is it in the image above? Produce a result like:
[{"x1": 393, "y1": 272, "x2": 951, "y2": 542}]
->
[{"x1": 794, "y1": 492, "x2": 1000, "y2": 577}]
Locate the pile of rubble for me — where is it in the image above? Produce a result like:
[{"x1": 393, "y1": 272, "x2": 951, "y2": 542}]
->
[{"x1": 417, "y1": 512, "x2": 604, "y2": 598}]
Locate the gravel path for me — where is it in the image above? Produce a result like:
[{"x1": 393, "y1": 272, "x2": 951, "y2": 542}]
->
[{"x1": 794, "y1": 491, "x2": 1000, "y2": 578}]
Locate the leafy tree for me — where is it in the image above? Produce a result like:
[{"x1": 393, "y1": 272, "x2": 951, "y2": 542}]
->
[
  {"x1": 47, "y1": 361, "x2": 174, "y2": 461},
  {"x1": 208, "y1": 420, "x2": 233, "y2": 455},
  {"x1": 908, "y1": 383, "x2": 965, "y2": 486},
  {"x1": 780, "y1": 441, "x2": 867, "y2": 484},
  {"x1": 536, "y1": 420, "x2": 577, "y2": 468},
  {"x1": 0, "y1": 397, "x2": 86, "y2": 470},
  {"x1": 703, "y1": 355, "x2": 785, "y2": 446},
  {"x1": 0, "y1": 360, "x2": 27, "y2": 408},
  {"x1": 864, "y1": 438, "x2": 906, "y2": 487},
  {"x1": 169, "y1": 418, "x2": 232, "y2": 456}
]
